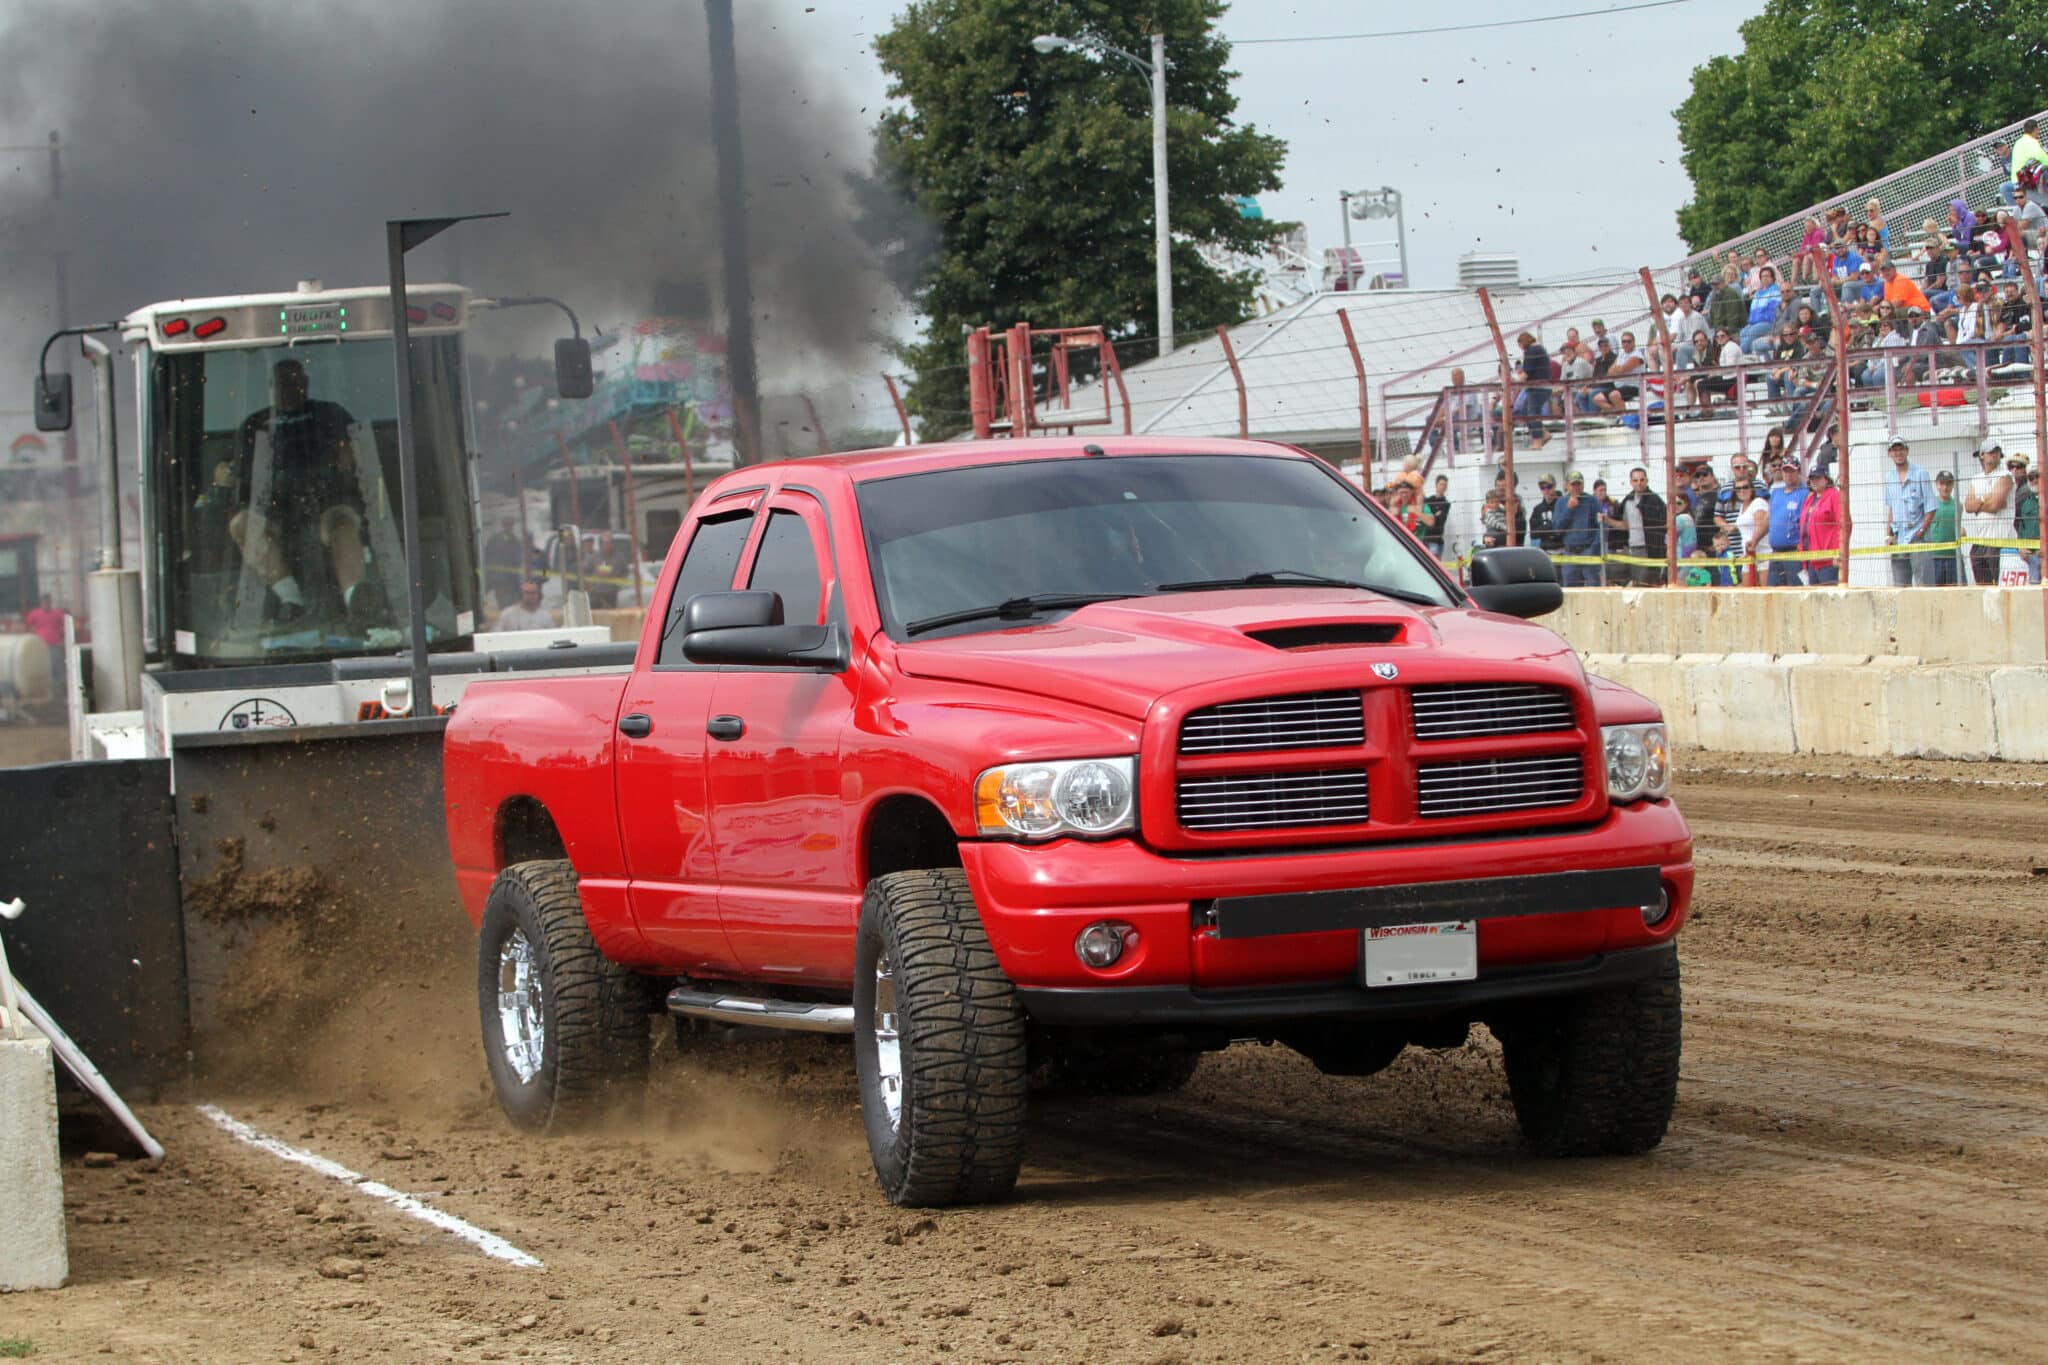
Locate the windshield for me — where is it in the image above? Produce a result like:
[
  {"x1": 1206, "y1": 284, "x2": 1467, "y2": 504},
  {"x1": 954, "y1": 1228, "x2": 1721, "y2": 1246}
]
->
[
  {"x1": 152, "y1": 337, "x2": 480, "y2": 664},
  {"x1": 856, "y1": 454, "x2": 1455, "y2": 639}
]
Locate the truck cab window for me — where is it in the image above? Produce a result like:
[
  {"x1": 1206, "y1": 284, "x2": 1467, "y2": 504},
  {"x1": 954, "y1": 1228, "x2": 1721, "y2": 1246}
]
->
[
  {"x1": 745, "y1": 511, "x2": 823, "y2": 627},
  {"x1": 657, "y1": 508, "x2": 754, "y2": 664}
]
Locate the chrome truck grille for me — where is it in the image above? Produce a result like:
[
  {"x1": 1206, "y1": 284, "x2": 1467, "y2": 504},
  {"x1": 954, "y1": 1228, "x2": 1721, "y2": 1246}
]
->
[
  {"x1": 1410, "y1": 683, "x2": 1575, "y2": 741},
  {"x1": 1176, "y1": 768, "x2": 1369, "y2": 831},
  {"x1": 1416, "y1": 754, "x2": 1584, "y2": 818},
  {"x1": 1178, "y1": 690, "x2": 1364, "y2": 755}
]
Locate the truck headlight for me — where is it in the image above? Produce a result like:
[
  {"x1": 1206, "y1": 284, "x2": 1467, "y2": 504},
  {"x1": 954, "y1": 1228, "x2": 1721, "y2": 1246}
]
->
[
  {"x1": 1602, "y1": 724, "x2": 1671, "y2": 802},
  {"x1": 975, "y1": 757, "x2": 1136, "y2": 839}
]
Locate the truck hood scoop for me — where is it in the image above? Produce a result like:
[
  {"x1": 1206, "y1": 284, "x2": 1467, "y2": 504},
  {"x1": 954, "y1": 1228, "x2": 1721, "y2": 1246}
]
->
[
  {"x1": 892, "y1": 588, "x2": 1567, "y2": 720},
  {"x1": 1243, "y1": 621, "x2": 1404, "y2": 650}
]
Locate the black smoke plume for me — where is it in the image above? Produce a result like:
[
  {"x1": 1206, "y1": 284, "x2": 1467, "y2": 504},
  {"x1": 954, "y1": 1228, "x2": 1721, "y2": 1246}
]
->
[{"x1": 0, "y1": 0, "x2": 900, "y2": 367}]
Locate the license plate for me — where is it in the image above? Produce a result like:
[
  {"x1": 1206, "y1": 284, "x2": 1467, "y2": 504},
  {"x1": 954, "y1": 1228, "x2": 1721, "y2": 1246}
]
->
[{"x1": 1362, "y1": 920, "x2": 1477, "y2": 988}]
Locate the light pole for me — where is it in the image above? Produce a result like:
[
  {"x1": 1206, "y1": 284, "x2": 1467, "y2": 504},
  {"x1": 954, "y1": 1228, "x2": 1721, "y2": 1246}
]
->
[
  {"x1": 1033, "y1": 31, "x2": 1173, "y2": 355},
  {"x1": 1342, "y1": 185, "x2": 1409, "y2": 289}
]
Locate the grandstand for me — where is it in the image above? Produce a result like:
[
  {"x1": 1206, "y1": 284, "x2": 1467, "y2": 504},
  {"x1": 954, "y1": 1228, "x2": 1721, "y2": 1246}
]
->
[{"x1": 1036, "y1": 108, "x2": 2048, "y2": 584}]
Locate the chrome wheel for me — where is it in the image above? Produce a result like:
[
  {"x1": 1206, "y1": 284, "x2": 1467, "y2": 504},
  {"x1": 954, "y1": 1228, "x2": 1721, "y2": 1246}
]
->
[
  {"x1": 497, "y1": 928, "x2": 546, "y2": 1083},
  {"x1": 872, "y1": 950, "x2": 903, "y2": 1132}
]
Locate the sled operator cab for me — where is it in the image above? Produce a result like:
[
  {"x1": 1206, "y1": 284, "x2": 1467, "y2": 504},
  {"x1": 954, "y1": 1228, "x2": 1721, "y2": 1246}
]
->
[
  {"x1": 130, "y1": 282, "x2": 482, "y2": 666},
  {"x1": 34, "y1": 279, "x2": 616, "y2": 759}
]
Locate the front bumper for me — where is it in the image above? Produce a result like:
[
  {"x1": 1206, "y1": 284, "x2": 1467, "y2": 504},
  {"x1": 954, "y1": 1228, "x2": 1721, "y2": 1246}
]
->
[
  {"x1": 957, "y1": 798, "x2": 1692, "y2": 1007},
  {"x1": 1019, "y1": 940, "x2": 1676, "y2": 1027}
]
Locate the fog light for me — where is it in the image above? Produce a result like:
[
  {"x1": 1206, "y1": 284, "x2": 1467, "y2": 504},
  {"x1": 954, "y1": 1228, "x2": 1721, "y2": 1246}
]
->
[
  {"x1": 1641, "y1": 891, "x2": 1672, "y2": 927},
  {"x1": 1075, "y1": 921, "x2": 1137, "y2": 968}
]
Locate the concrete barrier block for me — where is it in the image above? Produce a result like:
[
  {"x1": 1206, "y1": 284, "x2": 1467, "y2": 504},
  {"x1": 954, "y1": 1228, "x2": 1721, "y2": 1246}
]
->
[
  {"x1": 1787, "y1": 658, "x2": 1889, "y2": 757},
  {"x1": 1722, "y1": 592, "x2": 1776, "y2": 656},
  {"x1": 1594, "y1": 655, "x2": 1691, "y2": 742},
  {"x1": 2009, "y1": 588, "x2": 2046, "y2": 661},
  {"x1": 1884, "y1": 665, "x2": 1999, "y2": 760},
  {"x1": 1991, "y1": 666, "x2": 2048, "y2": 762},
  {"x1": 1626, "y1": 589, "x2": 1676, "y2": 656},
  {"x1": 1893, "y1": 588, "x2": 2013, "y2": 665},
  {"x1": 1800, "y1": 587, "x2": 1894, "y2": 658},
  {"x1": 0, "y1": 1030, "x2": 67, "y2": 1290},
  {"x1": 1686, "y1": 652, "x2": 1796, "y2": 753},
  {"x1": 591, "y1": 607, "x2": 649, "y2": 644}
]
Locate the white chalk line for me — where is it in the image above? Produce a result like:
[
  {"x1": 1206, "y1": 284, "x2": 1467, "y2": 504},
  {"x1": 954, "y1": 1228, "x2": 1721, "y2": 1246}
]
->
[
  {"x1": 197, "y1": 1104, "x2": 543, "y2": 1269},
  {"x1": 1691, "y1": 765, "x2": 2048, "y2": 790}
]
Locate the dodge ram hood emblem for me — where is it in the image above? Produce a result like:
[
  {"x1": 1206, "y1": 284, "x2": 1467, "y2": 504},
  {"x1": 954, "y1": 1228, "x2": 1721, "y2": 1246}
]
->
[{"x1": 1371, "y1": 662, "x2": 1399, "y2": 680}]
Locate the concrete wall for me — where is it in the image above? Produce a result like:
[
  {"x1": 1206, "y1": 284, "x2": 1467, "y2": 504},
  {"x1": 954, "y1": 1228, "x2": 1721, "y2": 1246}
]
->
[
  {"x1": 592, "y1": 589, "x2": 2046, "y2": 761},
  {"x1": 1561, "y1": 587, "x2": 2048, "y2": 761},
  {"x1": 0, "y1": 1025, "x2": 67, "y2": 1290}
]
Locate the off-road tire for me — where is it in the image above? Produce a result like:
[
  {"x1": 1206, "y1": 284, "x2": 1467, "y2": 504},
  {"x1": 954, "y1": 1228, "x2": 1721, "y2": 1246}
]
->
[
  {"x1": 853, "y1": 869, "x2": 1027, "y2": 1206},
  {"x1": 1045, "y1": 1047, "x2": 1202, "y2": 1096},
  {"x1": 1494, "y1": 951, "x2": 1682, "y2": 1157},
  {"x1": 478, "y1": 859, "x2": 657, "y2": 1131}
]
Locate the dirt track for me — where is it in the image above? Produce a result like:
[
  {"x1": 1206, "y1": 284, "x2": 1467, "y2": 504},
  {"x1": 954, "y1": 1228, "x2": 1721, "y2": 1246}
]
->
[{"x1": 6, "y1": 756, "x2": 2047, "y2": 1363}]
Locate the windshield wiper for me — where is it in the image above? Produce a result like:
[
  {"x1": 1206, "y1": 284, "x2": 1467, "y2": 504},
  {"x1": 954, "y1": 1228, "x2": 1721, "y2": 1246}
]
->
[
  {"x1": 904, "y1": 592, "x2": 1144, "y2": 637},
  {"x1": 1155, "y1": 569, "x2": 1442, "y2": 607}
]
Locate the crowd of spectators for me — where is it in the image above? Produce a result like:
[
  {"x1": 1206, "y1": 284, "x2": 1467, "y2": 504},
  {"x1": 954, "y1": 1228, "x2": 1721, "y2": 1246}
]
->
[
  {"x1": 1374, "y1": 427, "x2": 2043, "y2": 588},
  {"x1": 1428, "y1": 119, "x2": 2048, "y2": 457}
]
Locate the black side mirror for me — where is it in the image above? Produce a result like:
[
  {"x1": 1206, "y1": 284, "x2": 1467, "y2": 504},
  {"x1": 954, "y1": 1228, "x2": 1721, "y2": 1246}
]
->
[
  {"x1": 683, "y1": 589, "x2": 780, "y2": 633},
  {"x1": 554, "y1": 337, "x2": 593, "y2": 400},
  {"x1": 679, "y1": 589, "x2": 848, "y2": 669},
  {"x1": 34, "y1": 373, "x2": 72, "y2": 432},
  {"x1": 1467, "y1": 546, "x2": 1563, "y2": 619}
]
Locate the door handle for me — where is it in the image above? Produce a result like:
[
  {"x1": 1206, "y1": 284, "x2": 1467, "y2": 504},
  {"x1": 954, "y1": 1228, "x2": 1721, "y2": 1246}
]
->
[
  {"x1": 707, "y1": 715, "x2": 744, "y2": 741},
  {"x1": 618, "y1": 712, "x2": 653, "y2": 738}
]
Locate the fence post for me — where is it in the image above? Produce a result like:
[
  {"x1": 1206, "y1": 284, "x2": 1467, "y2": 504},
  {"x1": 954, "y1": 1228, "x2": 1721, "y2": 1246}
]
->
[
  {"x1": 1101, "y1": 339, "x2": 1133, "y2": 435},
  {"x1": 1639, "y1": 267, "x2": 1680, "y2": 587},
  {"x1": 1475, "y1": 288, "x2": 1519, "y2": 547},
  {"x1": 1336, "y1": 308, "x2": 1369, "y2": 470},
  {"x1": 967, "y1": 328, "x2": 995, "y2": 439},
  {"x1": 1974, "y1": 344, "x2": 1990, "y2": 444},
  {"x1": 1215, "y1": 324, "x2": 1249, "y2": 440},
  {"x1": 882, "y1": 373, "x2": 914, "y2": 446}
]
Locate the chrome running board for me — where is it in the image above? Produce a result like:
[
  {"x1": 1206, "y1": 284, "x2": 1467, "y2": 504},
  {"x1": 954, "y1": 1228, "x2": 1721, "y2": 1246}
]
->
[{"x1": 665, "y1": 987, "x2": 854, "y2": 1034}]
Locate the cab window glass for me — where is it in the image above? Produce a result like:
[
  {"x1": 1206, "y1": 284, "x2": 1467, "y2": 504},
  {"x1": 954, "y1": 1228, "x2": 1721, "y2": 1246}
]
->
[
  {"x1": 657, "y1": 509, "x2": 754, "y2": 664},
  {"x1": 746, "y1": 511, "x2": 823, "y2": 626}
]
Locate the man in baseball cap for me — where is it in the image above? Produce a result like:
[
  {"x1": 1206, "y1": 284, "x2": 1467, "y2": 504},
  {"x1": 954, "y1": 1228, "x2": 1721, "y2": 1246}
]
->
[
  {"x1": 1556, "y1": 471, "x2": 1600, "y2": 586},
  {"x1": 1885, "y1": 437, "x2": 1937, "y2": 585}
]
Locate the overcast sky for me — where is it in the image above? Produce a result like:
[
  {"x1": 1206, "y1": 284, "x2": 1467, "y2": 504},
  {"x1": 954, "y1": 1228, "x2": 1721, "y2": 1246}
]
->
[{"x1": 796, "y1": 0, "x2": 1766, "y2": 291}]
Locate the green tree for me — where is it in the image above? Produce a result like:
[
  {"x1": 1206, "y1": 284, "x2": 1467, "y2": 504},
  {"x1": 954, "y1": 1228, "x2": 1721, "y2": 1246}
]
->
[
  {"x1": 1675, "y1": 0, "x2": 2048, "y2": 250},
  {"x1": 865, "y1": 0, "x2": 1286, "y2": 429}
]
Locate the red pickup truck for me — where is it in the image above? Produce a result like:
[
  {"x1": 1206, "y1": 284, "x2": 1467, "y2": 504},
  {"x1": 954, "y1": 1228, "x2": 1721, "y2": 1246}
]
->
[{"x1": 444, "y1": 437, "x2": 1691, "y2": 1206}]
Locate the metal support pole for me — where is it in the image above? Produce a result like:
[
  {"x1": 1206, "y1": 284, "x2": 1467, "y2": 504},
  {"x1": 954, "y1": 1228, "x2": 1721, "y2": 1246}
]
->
[
  {"x1": 2010, "y1": 235, "x2": 2047, "y2": 645},
  {"x1": 1102, "y1": 339, "x2": 1134, "y2": 434},
  {"x1": 882, "y1": 374, "x2": 914, "y2": 445},
  {"x1": 1835, "y1": 319, "x2": 1854, "y2": 584},
  {"x1": 966, "y1": 327, "x2": 995, "y2": 438},
  {"x1": 1008, "y1": 322, "x2": 1034, "y2": 436},
  {"x1": 706, "y1": 0, "x2": 761, "y2": 464},
  {"x1": 1151, "y1": 32, "x2": 1174, "y2": 357},
  {"x1": 385, "y1": 225, "x2": 435, "y2": 717},
  {"x1": 1392, "y1": 189, "x2": 1409, "y2": 290},
  {"x1": 1216, "y1": 324, "x2": 1249, "y2": 439},
  {"x1": 1639, "y1": 267, "x2": 1679, "y2": 586},
  {"x1": 556, "y1": 432, "x2": 580, "y2": 529},
  {"x1": 609, "y1": 420, "x2": 646, "y2": 608},
  {"x1": 1475, "y1": 288, "x2": 1518, "y2": 547},
  {"x1": 1335, "y1": 308, "x2": 1368, "y2": 469}
]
